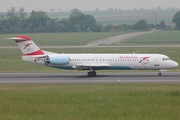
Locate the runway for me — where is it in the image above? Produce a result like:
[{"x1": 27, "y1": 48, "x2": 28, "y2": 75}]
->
[{"x1": 0, "y1": 72, "x2": 180, "y2": 84}]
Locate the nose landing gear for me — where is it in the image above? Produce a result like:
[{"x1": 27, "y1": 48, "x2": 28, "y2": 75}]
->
[{"x1": 158, "y1": 69, "x2": 167, "y2": 76}]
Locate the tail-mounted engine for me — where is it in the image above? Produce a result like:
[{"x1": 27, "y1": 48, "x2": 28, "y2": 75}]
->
[{"x1": 44, "y1": 55, "x2": 69, "y2": 65}]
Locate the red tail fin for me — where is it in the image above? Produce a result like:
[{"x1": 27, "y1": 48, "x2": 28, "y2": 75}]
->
[{"x1": 8, "y1": 36, "x2": 44, "y2": 56}]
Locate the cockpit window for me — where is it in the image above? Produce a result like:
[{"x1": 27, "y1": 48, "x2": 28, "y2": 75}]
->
[{"x1": 163, "y1": 58, "x2": 171, "y2": 61}]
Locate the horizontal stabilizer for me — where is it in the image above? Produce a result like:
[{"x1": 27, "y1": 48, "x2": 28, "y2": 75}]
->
[{"x1": 5, "y1": 36, "x2": 31, "y2": 42}]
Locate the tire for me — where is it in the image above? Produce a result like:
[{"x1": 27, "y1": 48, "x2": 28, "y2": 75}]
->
[
  {"x1": 92, "y1": 71, "x2": 96, "y2": 76},
  {"x1": 88, "y1": 72, "x2": 92, "y2": 77},
  {"x1": 158, "y1": 72, "x2": 162, "y2": 76}
]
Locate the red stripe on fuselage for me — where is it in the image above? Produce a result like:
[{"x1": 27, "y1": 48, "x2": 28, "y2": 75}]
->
[{"x1": 23, "y1": 50, "x2": 44, "y2": 56}]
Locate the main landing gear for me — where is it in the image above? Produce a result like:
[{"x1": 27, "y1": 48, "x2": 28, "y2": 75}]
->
[
  {"x1": 87, "y1": 71, "x2": 96, "y2": 77},
  {"x1": 158, "y1": 72, "x2": 162, "y2": 76}
]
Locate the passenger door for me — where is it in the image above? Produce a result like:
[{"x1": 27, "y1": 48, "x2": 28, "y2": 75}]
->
[{"x1": 154, "y1": 58, "x2": 159, "y2": 66}]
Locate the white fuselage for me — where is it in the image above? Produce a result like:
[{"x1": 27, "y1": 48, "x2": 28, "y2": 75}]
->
[
  {"x1": 22, "y1": 53, "x2": 178, "y2": 71},
  {"x1": 7, "y1": 36, "x2": 179, "y2": 76}
]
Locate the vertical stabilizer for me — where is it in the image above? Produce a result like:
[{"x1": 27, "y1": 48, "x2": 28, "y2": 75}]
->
[{"x1": 7, "y1": 36, "x2": 44, "y2": 56}]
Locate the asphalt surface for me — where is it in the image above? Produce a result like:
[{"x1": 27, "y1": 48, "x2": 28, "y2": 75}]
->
[
  {"x1": 0, "y1": 72, "x2": 180, "y2": 84},
  {"x1": 87, "y1": 31, "x2": 156, "y2": 46}
]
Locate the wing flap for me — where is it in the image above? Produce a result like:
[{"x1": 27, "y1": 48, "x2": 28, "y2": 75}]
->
[
  {"x1": 75, "y1": 63, "x2": 109, "y2": 67},
  {"x1": 73, "y1": 63, "x2": 109, "y2": 70}
]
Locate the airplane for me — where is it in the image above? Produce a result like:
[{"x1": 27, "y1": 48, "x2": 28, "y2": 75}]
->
[{"x1": 6, "y1": 36, "x2": 178, "y2": 76}]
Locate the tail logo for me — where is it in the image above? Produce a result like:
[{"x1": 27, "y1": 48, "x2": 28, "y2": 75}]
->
[{"x1": 23, "y1": 43, "x2": 32, "y2": 49}]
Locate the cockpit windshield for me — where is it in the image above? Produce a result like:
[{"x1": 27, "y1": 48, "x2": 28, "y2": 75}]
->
[{"x1": 163, "y1": 58, "x2": 171, "y2": 61}]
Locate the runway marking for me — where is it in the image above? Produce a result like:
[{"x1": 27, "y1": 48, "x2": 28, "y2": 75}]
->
[{"x1": 0, "y1": 72, "x2": 180, "y2": 84}]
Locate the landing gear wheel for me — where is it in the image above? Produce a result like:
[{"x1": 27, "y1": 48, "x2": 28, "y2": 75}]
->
[
  {"x1": 88, "y1": 72, "x2": 92, "y2": 77},
  {"x1": 87, "y1": 71, "x2": 97, "y2": 77},
  {"x1": 158, "y1": 72, "x2": 162, "y2": 76},
  {"x1": 92, "y1": 71, "x2": 96, "y2": 76}
]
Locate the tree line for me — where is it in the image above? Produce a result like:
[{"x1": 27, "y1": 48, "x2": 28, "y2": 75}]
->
[
  {"x1": 0, "y1": 7, "x2": 180, "y2": 34},
  {"x1": 0, "y1": 8, "x2": 101, "y2": 33}
]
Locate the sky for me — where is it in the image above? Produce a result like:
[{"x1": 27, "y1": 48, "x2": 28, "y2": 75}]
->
[{"x1": 0, "y1": 0, "x2": 180, "y2": 12}]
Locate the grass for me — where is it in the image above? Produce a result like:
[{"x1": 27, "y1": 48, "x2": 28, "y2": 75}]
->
[
  {"x1": 0, "y1": 32, "x2": 128, "y2": 46},
  {"x1": 1, "y1": 31, "x2": 180, "y2": 47},
  {"x1": 0, "y1": 47, "x2": 179, "y2": 72},
  {"x1": 120, "y1": 31, "x2": 180, "y2": 44},
  {"x1": 0, "y1": 84, "x2": 180, "y2": 120}
]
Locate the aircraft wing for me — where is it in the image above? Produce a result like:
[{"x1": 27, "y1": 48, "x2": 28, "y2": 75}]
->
[{"x1": 72, "y1": 63, "x2": 110, "y2": 70}]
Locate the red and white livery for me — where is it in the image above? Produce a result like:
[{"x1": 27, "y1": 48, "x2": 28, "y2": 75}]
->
[{"x1": 6, "y1": 36, "x2": 178, "y2": 76}]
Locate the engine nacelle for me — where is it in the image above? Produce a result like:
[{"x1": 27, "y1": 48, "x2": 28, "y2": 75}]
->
[{"x1": 46, "y1": 56, "x2": 69, "y2": 65}]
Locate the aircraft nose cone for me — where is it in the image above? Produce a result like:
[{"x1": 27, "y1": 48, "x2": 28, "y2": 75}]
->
[
  {"x1": 174, "y1": 61, "x2": 179, "y2": 68},
  {"x1": 166, "y1": 61, "x2": 178, "y2": 69},
  {"x1": 171, "y1": 61, "x2": 179, "y2": 68}
]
